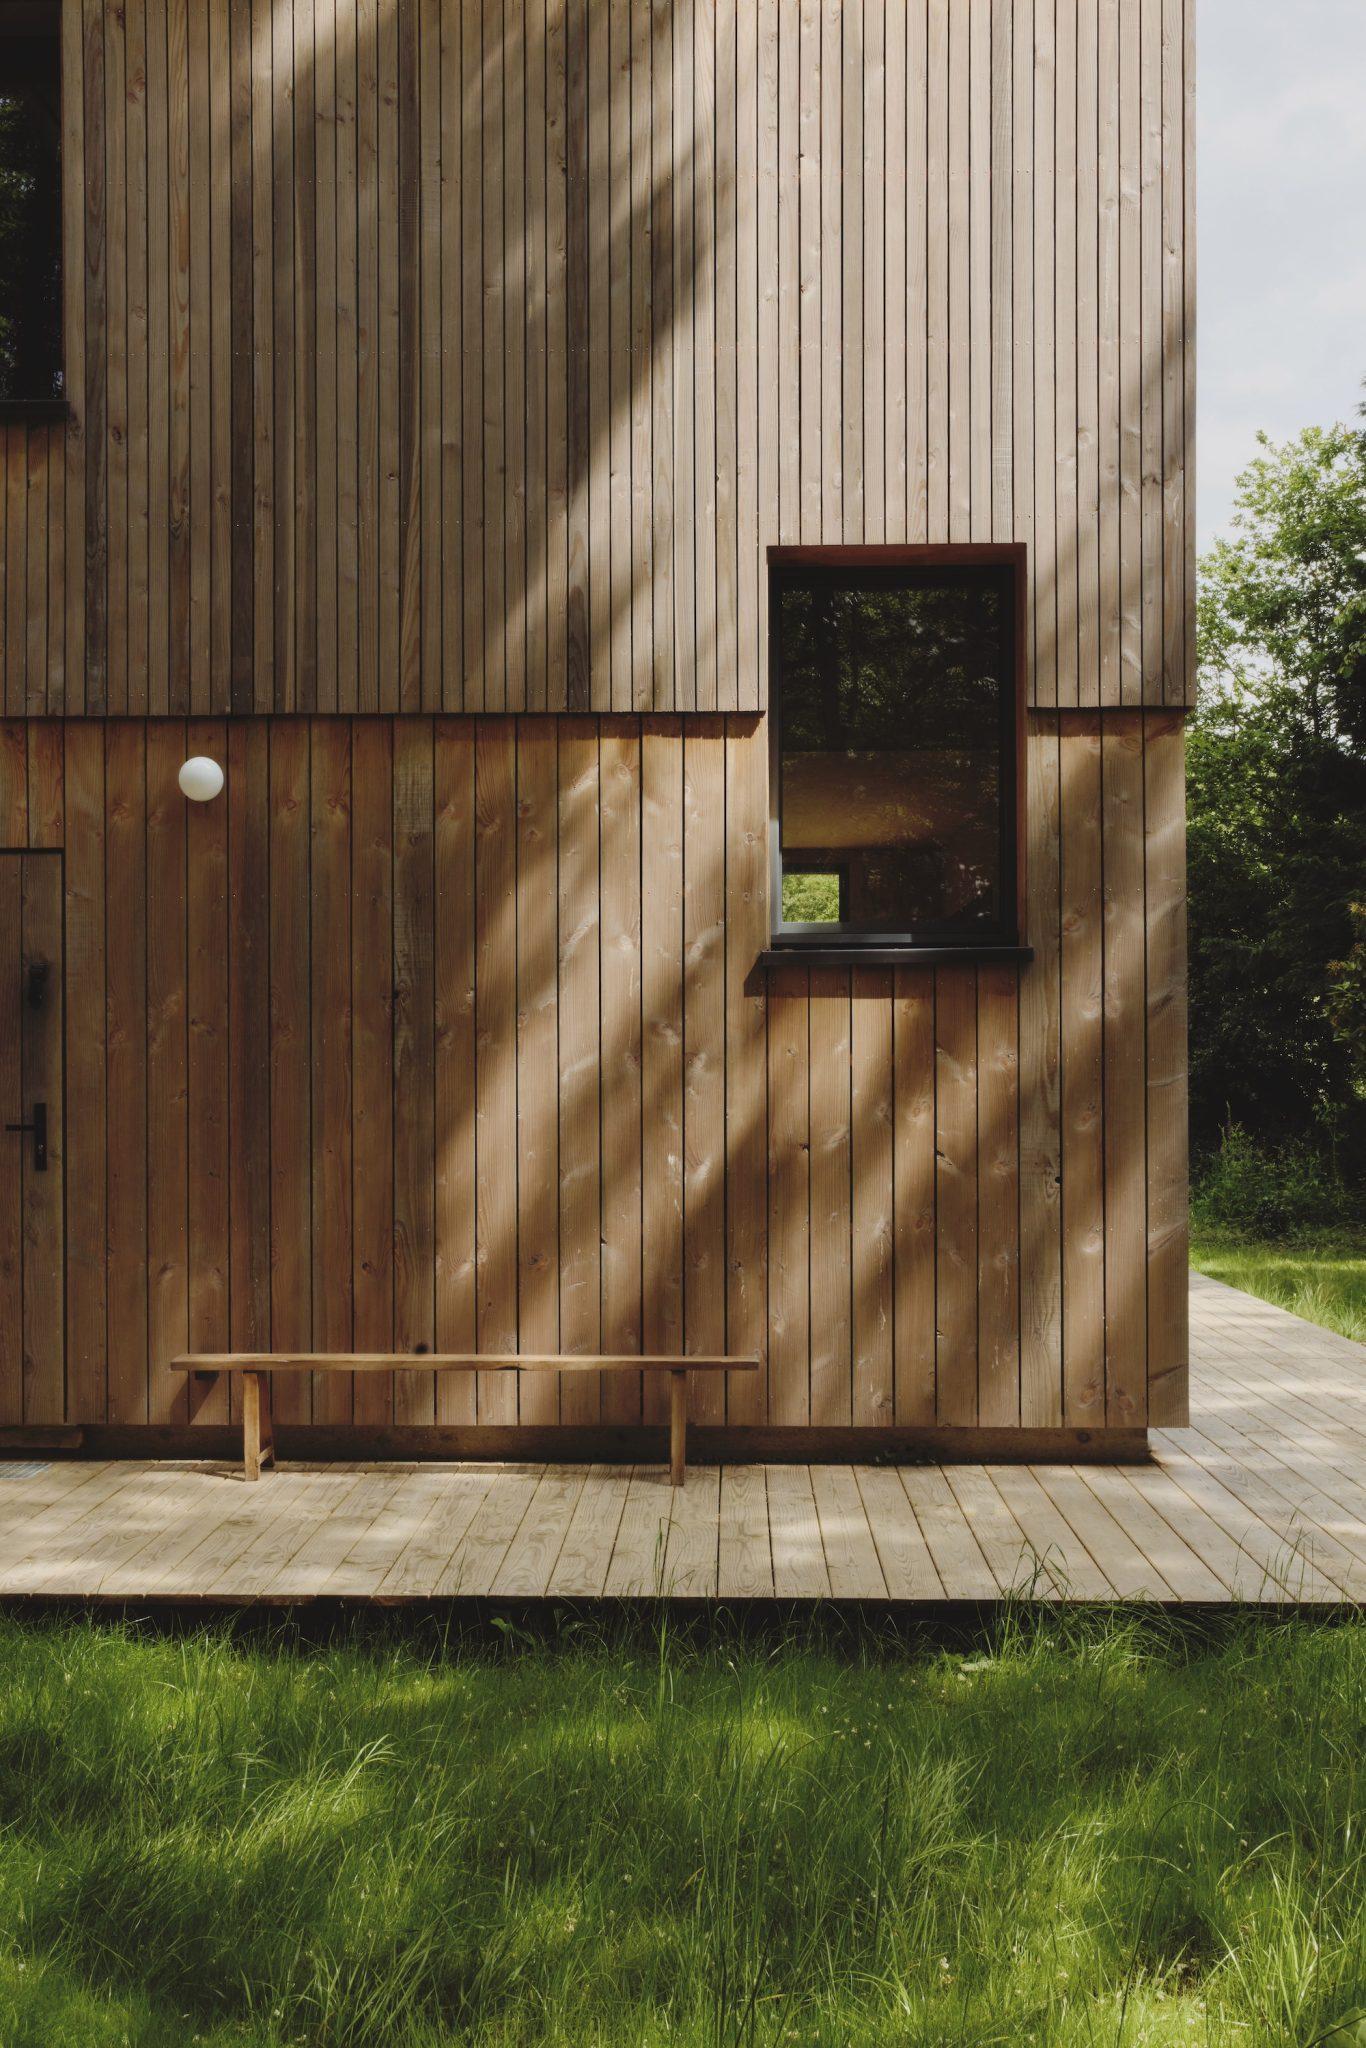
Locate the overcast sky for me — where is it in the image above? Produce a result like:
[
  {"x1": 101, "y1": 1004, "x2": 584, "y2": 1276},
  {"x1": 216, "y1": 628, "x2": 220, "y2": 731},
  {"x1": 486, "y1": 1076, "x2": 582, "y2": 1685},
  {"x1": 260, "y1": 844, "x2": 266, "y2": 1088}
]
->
[{"x1": 1197, "y1": 0, "x2": 1366, "y2": 551}]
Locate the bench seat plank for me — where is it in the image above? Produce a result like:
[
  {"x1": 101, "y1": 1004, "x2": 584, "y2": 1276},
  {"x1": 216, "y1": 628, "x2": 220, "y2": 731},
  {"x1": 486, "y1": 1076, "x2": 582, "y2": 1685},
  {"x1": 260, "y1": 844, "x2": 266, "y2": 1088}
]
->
[{"x1": 173, "y1": 1354, "x2": 757, "y2": 1374}]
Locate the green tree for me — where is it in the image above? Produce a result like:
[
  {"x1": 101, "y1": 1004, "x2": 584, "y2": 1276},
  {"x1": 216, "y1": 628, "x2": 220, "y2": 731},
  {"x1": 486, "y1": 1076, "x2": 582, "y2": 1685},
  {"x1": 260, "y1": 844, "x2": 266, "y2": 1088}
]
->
[{"x1": 1190, "y1": 405, "x2": 1366, "y2": 1165}]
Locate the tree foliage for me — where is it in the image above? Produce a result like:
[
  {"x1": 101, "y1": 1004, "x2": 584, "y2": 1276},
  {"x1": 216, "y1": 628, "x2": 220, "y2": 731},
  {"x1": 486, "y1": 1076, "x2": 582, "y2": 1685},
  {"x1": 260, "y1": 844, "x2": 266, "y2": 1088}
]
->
[{"x1": 1190, "y1": 405, "x2": 1366, "y2": 1167}]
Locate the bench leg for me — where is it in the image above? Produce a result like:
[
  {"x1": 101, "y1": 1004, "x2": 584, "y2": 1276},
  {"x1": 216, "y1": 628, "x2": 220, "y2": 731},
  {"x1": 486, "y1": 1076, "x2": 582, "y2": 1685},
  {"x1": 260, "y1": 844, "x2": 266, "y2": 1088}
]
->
[
  {"x1": 257, "y1": 1373, "x2": 275, "y2": 1472},
  {"x1": 242, "y1": 1371, "x2": 274, "y2": 1482},
  {"x1": 669, "y1": 1370, "x2": 688, "y2": 1487}
]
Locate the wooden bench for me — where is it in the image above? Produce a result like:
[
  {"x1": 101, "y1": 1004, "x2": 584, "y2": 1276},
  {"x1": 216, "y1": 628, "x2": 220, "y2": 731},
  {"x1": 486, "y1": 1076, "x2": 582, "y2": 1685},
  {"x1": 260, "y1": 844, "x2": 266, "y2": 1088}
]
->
[{"x1": 171, "y1": 1354, "x2": 759, "y2": 1484}]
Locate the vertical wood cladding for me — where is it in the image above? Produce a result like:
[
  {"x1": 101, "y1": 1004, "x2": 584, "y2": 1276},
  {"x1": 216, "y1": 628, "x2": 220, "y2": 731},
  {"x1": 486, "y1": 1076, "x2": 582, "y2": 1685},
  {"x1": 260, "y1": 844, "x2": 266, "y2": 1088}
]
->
[
  {"x1": 0, "y1": 0, "x2": 1195, "y2": 715},
  {"x1": 0, "y1": 715, "x2": 1188, "y2": 1434}
]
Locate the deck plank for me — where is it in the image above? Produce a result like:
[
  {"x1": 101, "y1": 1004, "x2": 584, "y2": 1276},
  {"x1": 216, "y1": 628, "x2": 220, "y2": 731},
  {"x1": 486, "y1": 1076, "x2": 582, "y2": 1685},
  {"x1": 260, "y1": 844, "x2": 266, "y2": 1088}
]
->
[
  {"x1": 767, "y1": 1465, "x2": 831, "y2": 1599},
  {"x1": 603, "y1": 1469, "x2": 675, "y2": 1597},
  {"x1": 853, "y1": 1466, "x2": 944, "y2": 1599},
  {"x1": 717, "y1": 1466, "x2": 774, "y2": 1599},
  {"x1": 546, "y1": 1466, "x2": 633, "y2": 1597},
  {"x1": 810, "y1": 1464, "x2": 886, "y2": 1598},
  {"x1": 491, "y1": 1467, "x2": 589, "y2": 1596}
]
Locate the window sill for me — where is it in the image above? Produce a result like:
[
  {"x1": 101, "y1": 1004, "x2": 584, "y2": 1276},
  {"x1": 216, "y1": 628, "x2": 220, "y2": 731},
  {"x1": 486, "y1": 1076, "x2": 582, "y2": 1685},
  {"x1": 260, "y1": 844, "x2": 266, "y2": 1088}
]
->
[
  {"x1": 0, "y1": 398, "x2": 70, "y2": 424},
  {"x1": 759, "y1": 943, "x2": 1034, "y2": 970}
]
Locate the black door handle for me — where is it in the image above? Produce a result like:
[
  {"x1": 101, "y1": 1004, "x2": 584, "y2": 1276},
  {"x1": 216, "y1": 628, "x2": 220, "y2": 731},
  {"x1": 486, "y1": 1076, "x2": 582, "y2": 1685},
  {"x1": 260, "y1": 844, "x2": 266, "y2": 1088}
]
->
[{"x1": 4, "y1": 1100, "x2": 46, "y2": 1171}]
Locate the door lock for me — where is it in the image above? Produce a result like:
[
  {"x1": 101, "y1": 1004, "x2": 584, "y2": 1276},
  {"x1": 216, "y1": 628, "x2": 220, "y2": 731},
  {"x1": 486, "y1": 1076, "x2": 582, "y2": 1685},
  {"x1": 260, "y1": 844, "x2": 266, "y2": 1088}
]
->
[{"x1": 4, "y1": 1100, "x2": 46, "y2": 1171}]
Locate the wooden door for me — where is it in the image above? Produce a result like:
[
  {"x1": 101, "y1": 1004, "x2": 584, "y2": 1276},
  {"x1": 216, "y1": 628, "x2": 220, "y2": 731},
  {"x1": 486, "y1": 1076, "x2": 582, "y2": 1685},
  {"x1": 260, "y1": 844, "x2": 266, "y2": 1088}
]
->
[{"x1": 0, "y1": 854, "x2": 64, "y2": 1426}]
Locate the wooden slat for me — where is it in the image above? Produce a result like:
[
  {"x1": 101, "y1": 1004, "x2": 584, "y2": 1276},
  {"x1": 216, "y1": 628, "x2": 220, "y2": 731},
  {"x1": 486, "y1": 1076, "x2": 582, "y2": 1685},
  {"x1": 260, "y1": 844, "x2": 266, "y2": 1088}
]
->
[
  {"x1": 641, "y1": 719, "x2": 684, "y2": 1417},
  {"x1": 417, "y1": 0, "x2": 442, "y2": 713},
  {"x1": 557, "y1": 719, "x2": 600, "y2": 1418},
  {"x1": 249, "y1": 0, "x2": 275, "y2": 713},
  {"x1": 692, "y1": 0, "x2": 718, "y2": 709},
  {"x1": 1030, "y1": 0, "x2": 1055, "y2": 704},
  {"x1": 934, "y1": 965, "x2": 977, "y2": 1426},
  {"x1": 1118, "y1": 0, "x2": 1142, "y2": 703},
  {"x1": 966, "y1": 0, "x2": 988, "y2": 540},
  {"x1": 272, "y1": 0, "x2": 296, "y2": 709},
  {"x1": 228, "y1": 0, "x2": 253, "y2": 714},
  {"x1": 1075, "y1": 0, "x2": 1099, "y2": 702},
  {"x1": 724, "y1": 715, "x2": 767, "y2": 1425},
  {"x1": 860, "y1": 0, "x2": 881, "y2": 543},
  {"x1": 989, "y1": 0, "x2": 1012, "y2": 545},
  {"x1": 607, "y1": 0, "x2": 632, "y2": 714},
  {"x1": 268, "y1": 719, "x2": 311, "y2": 1422},
  {"x1": 767, "y1": 963, "x2": 809, "y2": 1426},
  {"x1": 524, "y1": 0, "x2": 547, "y2": 710},
  {"x1": 1059, "y1": 712, "x2": 1104, "y2": 1423},
  {"x1": 104, "y1": 724, "x2": 147, "y2": 1421},
  {"x1": 392, "y1": 716, "x2": 435, "y2": 1421},
  {"x1": 1096, "y1": 0, "x2": 1121, "y2": 703},
  {"x1": 1160, "y1": 0, "x2": 1184, "y2": 707},
  {"x1": 460, "y1": 0, "x2": 484, "y2": 708},
  {"x1": 809, "y1": 967, "x2": 852, "y2": 1427},
  {"x1": 474, "y1": 718, "x2": 518, "y2": 1415},
  {"x1": 310, "y1": 718, "x2": 354, "y2": 1418},
  {"x1": 977, "y1": 963, "x2": 1020, "y2": 1427},
  {"x1": 514, "y1": 718, "x2": 559, "y2": 1421},
  {"x1": 146, "y1": 723, "x2": 187, "y2": 1420},
  {"x1": 105, "y1": 0, "x2": 128, "y2": 711},
  {"x1": 227, "y1": 721, "x2": 271, "y2": 1371},
  {"x1": 336, "y1": 0, "x2": 360, "y2": 714},
  {"x1": 352, "y1": 716, "x2": 395, "y2": 1422},
  {"x1": 1102, "y1": 715, "x2": 1146, "y2": 1423},
  {"x1": 1052, "y1": 0, "x2": 1077, "y2": 704},
  {"x1": 207, "y1": 0, "x2": 231, "y2": 712},
  {"x1": 946, "y1": 0, "x2": 969, "y2": 541},
  {"x1": 395, "y1": 0, "x2": 419, "y2": 704},
  {"x1": 1145, "y1": 710, "x2": 1188, "y2": 1422},
  {"x1": 648, "y1": 0, "x2": 674, "y2": 702},
  {"x1": 62, "y1": 0, "x2": 87, "y2": 706},
  {"x1": 185, "y1": 718, "x2": 228, "y2": 1414},
  {"x1": 893, "y1": 965, "x2": 935, "y2": 1425},
  {"x1": 670, "y1": 0, "x2": 697, "y2": 698},
  {"x1": 600, "y1": 720, "x2": 643, "y2": 1420},
  {"x1": 585, "y1": 0, "x2": 609, "y2": 707},
  {"x1": 375, "y1": 0, "x2": 399, "y2": 705},
  {"x1": 64, "y1": 725, "x2": 106, "y2": 1418},
  {"x1": 1020, "y1": 718, "x2": 1062, "y2": 1425},
  {"x1": 683, "y1": 723, "x2": 726, "y2": 1423}
]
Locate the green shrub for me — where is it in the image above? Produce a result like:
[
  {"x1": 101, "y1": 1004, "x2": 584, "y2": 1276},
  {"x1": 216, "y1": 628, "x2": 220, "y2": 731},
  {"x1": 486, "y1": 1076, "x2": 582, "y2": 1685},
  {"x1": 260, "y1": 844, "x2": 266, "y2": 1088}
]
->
[{"x1": 1191, "y1": 1122, "x2": 1361, "y2": 1236}]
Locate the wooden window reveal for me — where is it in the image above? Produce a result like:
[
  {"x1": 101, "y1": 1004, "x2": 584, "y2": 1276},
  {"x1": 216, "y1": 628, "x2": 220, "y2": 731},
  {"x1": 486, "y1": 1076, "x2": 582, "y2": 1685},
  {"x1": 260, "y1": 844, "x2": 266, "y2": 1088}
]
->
[{"x1": 768, "y1": 545, "x2": 1027, "y2": 952}]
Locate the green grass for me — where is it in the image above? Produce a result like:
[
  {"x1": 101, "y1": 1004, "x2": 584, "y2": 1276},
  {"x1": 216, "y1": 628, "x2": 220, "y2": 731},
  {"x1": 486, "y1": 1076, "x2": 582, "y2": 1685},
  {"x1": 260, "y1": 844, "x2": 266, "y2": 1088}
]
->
[
  {"x1": 1190, "y1": 1226, "x2": 1366, "y2": 1344},
  {"x1": 1, "y1": 1610, "x2": 1364, "y2": 2046}
]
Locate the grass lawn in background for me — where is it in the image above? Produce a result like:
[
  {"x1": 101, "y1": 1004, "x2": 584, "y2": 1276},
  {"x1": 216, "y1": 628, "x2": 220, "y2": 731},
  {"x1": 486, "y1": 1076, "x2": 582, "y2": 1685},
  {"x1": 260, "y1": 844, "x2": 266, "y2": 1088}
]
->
[
  {"x1": 0, "y1": 1609, "x2": 1363, "y2": 2047},
  {"x1": 1191, "y1": 1226, "x2": 1366, "y2": 1344}
]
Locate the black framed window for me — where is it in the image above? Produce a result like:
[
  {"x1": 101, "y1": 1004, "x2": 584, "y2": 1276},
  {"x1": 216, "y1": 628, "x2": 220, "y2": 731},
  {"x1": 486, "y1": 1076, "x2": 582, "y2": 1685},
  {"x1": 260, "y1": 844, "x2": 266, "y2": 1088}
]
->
[
  {"x1": 0, "y1": 3, "x2": 64, "y2": 409},
  {"x1": 769, "y1": 546, "x2": 1025, "y2": 951}
]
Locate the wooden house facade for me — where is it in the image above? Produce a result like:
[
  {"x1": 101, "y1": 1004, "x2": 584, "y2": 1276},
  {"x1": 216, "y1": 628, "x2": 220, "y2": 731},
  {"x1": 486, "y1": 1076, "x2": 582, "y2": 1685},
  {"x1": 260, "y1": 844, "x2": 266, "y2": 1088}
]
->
[{"x1": 0, "y1": 0, "x2": 1193, "y2": 1460}]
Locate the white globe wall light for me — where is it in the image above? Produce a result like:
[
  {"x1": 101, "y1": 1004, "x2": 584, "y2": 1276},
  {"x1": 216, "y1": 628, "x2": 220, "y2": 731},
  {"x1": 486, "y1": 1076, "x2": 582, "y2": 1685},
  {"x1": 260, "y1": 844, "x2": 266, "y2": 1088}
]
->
[{"x1": 178, "y1": 756, "x2": 225, "y2": 803}]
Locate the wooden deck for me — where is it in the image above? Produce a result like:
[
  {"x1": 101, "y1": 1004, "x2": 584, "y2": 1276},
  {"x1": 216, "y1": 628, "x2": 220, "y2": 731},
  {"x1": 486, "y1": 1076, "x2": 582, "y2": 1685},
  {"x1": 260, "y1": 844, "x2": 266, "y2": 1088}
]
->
[{"x1": 3, "y1": 1276, "x2": 1364, "y2": 1604}]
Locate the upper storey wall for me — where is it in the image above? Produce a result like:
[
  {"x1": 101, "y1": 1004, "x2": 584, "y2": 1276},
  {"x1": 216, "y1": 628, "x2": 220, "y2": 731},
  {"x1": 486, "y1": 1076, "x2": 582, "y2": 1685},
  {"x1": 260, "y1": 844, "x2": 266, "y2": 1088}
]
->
[{"x1": 0, "y1": 0, "x2": 1194, "y2": 717}]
